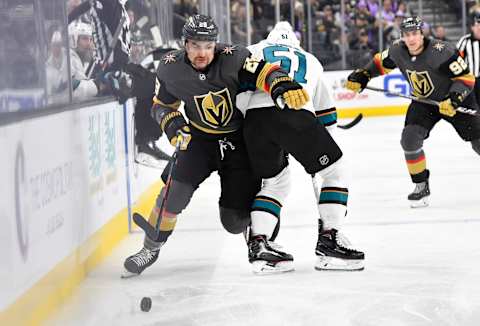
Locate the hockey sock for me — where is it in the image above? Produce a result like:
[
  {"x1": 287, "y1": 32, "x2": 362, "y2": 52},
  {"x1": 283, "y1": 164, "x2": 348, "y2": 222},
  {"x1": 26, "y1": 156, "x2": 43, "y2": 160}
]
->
[
  {"x1": 316, "y1": 159, "x2": 348, "y2": 230},
  {"x1": 404, "y1": 148, "x2": 429, "y2": 183},
  {"x1": 147, "y1": 205, "x2": 177, "y2": 240},
  {"x1": 251, "y1": 196, "x2": 281, "y2": 239}
]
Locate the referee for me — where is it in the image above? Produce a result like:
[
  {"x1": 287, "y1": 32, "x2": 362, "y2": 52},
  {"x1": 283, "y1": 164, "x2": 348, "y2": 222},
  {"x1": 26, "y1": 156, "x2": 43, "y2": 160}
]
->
[{"x1": 457, "y1": 12, "x2": 480, "y2": 106}]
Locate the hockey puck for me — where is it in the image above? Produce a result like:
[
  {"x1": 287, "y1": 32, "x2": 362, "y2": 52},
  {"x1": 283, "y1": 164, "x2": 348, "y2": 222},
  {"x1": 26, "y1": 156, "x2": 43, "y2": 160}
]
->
[{"x1": 140, "y1": 297, "x2": 152, "y2": 312}]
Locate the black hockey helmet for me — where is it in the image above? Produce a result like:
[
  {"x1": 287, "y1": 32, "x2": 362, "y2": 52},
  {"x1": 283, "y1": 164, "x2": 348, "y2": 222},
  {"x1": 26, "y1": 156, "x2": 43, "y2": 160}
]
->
[
  {"x1": 400, "y1": 16, "x2": 424, "y2": 34},
  {"x1": 470, "y1": 11, "x2": 480, "y2": 26},
  {"x1": 182, "y1": 14, "x2": 218, "y2": 42}
]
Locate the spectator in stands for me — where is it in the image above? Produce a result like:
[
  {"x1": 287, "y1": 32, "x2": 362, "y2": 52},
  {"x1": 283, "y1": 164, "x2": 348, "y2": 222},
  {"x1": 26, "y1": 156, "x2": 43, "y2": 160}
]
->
[
  {"x1": 46, "y1": 30, "x2": 68, "y2": 101},
  {"x1": 434, "y1": 25, "x2": 449, "y2": 42},
  {"x1": 396, "y1": 1, "x2": 411, "y2": 17},
  {"x1": 364, "y1": 0, "x2": 380, "y2": 17},
  {"x1": 348, "y1": 27, "x2": 375, "y2": 67},
  {"x1": 68, "y1": 22, "x2": 110, "y2": 100},
  {"x1": 356, "y1": 0, "x2": 376, "y2": 25},
  {"x1": 422, "y1": 21, "x2": 432, "y2": 38},
  {"x1": 384, "y1": 12, "x2": 404, "y2": 45},
  {"x1": 377, "y1": 0, "x2": 396, "y2": 24},
  {"x1": 231, "y1": 0, "x2": 248, "y2": 44},
  {"x1": 316, "y1": 5, "x2": 339, "y2": 47}
]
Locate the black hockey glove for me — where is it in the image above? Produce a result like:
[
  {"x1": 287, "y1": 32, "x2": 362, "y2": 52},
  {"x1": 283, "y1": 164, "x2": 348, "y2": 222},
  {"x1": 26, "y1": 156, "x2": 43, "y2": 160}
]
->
[
  {"x1": 94, "y1": 71, "x2": 132, "y2": 104},
  {"x1": 270, "y1": 77, "x2": 309, "y2": 110},
  {"x1": 124, "y1": 63, "x2": 156, "y2": 99},
  {"x1": 346, "y1": 69, "x2": 371, "y2": 93},
  {"x1": 449, "y1": 91, "x2": 464, "y2": 108}
]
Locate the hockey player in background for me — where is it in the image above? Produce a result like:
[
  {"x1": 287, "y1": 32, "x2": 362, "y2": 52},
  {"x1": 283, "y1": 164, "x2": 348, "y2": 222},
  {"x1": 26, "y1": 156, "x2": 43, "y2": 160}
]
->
[
  {"x1": 122, "y1": 14, "x2": 309, "y2": 277},
  {"x1": 346, "y1": 16, "x2": 480, "y2": 207},
  {"x1": 125, "y1": 41, "x2": 177, "y2": 167},
  {"x1": 237, "y1": 22, "x2": 364, "y2": 273}
]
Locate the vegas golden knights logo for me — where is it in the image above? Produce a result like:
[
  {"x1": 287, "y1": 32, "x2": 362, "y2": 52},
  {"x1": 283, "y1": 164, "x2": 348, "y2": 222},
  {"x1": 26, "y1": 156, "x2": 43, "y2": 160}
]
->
[
  {"x1": 406, "y1": 70, "x2": 434, "y2": 97},
  {"x1": 194, "y1": 88, "x2": 234, "y2": 128}
]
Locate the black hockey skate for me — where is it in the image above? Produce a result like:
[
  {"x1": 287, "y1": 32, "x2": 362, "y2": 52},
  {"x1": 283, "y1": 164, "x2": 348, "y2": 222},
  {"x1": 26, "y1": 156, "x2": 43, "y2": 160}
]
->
[
  {"x1": 122, "y1": 246, "x2": 160, "y2": 278},
  {"x1": 315, "y1": 221, "x2": 364, "y2": 271},
  {"x1": 135, "y1": 140, "x2": 171, "y2": 168},
  {"x1": 408, "y1": 180, "x2": 430, "y2": 208},
  {"x1": 248, "y1": 234, "x2": 294, "y2": 275}
]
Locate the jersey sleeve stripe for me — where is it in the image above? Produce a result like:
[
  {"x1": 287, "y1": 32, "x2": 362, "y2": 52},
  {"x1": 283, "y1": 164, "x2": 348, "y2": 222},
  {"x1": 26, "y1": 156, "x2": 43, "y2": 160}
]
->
[
  {"x1": 153, "y1": 96, "x2": 181, "y2": 110},
  {"x1": 256, "y1": 62, "x2": 281, "y2": 92},
  {"x1": 452, "y1": 74, "x2": 475, "y2": 88},
  {"x1": 373, "y1": 53, "x2": 393, "y2": 75}
]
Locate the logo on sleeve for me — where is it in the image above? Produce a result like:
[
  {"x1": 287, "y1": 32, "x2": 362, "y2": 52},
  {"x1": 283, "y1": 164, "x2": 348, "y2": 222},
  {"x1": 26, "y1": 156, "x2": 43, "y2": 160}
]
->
[
  {"x1": 222, "y1": 45, "x2": 236, "y2": 55},
  {"x1": 194, "y1": 88, "x2": 234, "y2": 128},
  {"x1": 433, "y1": 42, "x2": 445, "y2": 52},
  {"x1": 162, "y1": 53, "x2": 176, "y2": 64},
  {"x1": 406, "y1": 70, "x2": 434, "y2": 97}
]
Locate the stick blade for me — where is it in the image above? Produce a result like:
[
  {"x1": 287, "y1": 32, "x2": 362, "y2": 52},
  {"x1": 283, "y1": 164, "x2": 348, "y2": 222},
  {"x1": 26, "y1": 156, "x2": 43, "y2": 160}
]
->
[
  {"x1": 337, "y1": 113, "x2": 363, "y2": 129},
  {"x1": 133, "y1": 213, "x2": 158, "y2": 240}
]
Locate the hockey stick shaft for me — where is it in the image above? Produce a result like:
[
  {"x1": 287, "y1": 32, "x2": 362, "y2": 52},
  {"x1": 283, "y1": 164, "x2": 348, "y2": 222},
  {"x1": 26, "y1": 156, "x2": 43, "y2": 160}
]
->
[
  {"x1": 365, "y1": 85, "x2": 480, "y2": 116},
  {"x1": 153, "y1": 145, "x2": 179, "y2": 233},
  {"x1": 87, "y1": 15, "x2": 127, "y2": 78},
  {"x1": 133, "y1": 141, "x2": 180, "y2": 240}
]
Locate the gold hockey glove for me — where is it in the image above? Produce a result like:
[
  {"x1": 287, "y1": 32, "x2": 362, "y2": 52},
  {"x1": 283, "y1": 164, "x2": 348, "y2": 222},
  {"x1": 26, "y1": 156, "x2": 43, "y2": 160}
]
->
[
  {"x1": 170, "y1": 126, "x2": 192, "y2": 150},
  {"x1": 439, "y1": 92, "x2": 463, "y2": 117},
  {"x1": 270, "y1": 77, "x2": 310, "y2": 110},
  {"x1": 439, "y1": 99, "x2": 456, "y2": 117},
  {"x1": 345, "y1": 69, "x2": 371, "y2": 93}
]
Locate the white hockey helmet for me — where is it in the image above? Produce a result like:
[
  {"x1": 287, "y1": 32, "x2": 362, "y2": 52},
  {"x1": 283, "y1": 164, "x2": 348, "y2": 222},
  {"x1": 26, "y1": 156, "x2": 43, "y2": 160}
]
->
[
  {"x1": 266, "y1": 21, "x2": 300, "y2": 48},
  {"x1": 68, "y1": 22, "x2": 93, "y2": 49}
]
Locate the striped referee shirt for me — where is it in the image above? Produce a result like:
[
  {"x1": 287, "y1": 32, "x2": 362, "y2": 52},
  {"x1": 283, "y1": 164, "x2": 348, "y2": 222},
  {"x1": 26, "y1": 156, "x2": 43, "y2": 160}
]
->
[{"x1": 457, "y1": 34, "x2": 480, "y2": 78}]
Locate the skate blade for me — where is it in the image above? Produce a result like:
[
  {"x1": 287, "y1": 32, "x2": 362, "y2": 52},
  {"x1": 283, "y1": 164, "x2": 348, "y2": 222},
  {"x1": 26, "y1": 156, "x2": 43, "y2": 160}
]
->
[
  {"x1": 409, "y1": 196, "x2": 429, "y2": 208},
  {"x1": 251, "y1": 260, "x2": 295, "y2": 275},
  {"x1": 121, "y1": 269, "x2": 140, "y2": 279},
  {"x1": 315, "y1": 256, "x2": 364, "y2": 271}
]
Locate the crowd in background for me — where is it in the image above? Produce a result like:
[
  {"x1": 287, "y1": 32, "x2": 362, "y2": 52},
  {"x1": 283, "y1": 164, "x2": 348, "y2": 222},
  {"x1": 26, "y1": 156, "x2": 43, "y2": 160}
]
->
[
  {"x1": 51, "y1": 0, "x2": 480, "y2": 94},
  {"x1": 3, "y1": 0, "x2": 480, "y2": 114},
  {"x1": 229, "y1": 0, "x2": 480, "y2": 69}
]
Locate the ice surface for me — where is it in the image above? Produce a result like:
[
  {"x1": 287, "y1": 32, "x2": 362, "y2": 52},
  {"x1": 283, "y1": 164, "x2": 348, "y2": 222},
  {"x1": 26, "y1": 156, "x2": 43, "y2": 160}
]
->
[{"x1": 47, "y1": 116, "x2": 480, "y2": 326}]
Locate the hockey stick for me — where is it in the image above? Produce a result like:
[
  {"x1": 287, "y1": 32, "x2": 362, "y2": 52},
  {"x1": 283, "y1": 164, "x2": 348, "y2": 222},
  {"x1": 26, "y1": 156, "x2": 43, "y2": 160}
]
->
[
  {"x1": 133, "y1": 141, "x2": 180, "y2": 240},
  {"x1": 337, "y1": 113, "x2": 363, "y2": 129},
  {"x1": 86, "y1": 15, "x2": 127, "y2": 78},
  {"x1": 365, "y1": 85, "x2": 480, "y2": 116}
]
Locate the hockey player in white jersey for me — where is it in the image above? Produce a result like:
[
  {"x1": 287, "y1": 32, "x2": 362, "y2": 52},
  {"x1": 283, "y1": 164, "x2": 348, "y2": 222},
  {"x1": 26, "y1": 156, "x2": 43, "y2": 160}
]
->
[{"x1": 238, "y1": 22, "x2": 365, "y2": 273}]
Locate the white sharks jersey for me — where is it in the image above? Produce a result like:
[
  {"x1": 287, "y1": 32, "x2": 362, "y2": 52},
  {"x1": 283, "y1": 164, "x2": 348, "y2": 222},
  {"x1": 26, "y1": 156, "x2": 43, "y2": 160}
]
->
[{"x1": 236, "y1": 40, "x2": 335, "y2": 115}]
